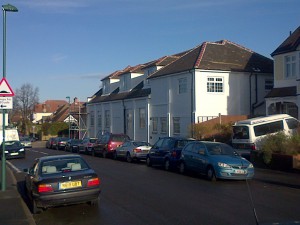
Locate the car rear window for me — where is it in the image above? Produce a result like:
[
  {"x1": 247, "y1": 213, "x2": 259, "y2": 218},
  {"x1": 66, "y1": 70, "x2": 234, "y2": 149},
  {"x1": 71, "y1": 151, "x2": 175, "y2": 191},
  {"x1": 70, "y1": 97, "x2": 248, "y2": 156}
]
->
[
  {"x1": 232, "y1": 126, "x2": 249, "y2": 139},
  {"x1": 89, "y1": 138, "x2": 97, "y2": 143},
  {"x1": 111, "y1": 135, "x2": 129, "y2": 142},
  {"x1": 41, "y1": 158, "x2": 89, "y2": 175}
]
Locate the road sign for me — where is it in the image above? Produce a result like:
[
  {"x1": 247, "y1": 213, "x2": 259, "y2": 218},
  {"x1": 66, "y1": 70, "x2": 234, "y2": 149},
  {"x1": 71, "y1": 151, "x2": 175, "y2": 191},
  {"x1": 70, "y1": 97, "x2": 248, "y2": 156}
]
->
[
  {"x1": 0, "y1": 78, "x2": 14, "y2": 97},
  {"x1": 0, "y1": 97, "x2": 13, "y2": 109}
]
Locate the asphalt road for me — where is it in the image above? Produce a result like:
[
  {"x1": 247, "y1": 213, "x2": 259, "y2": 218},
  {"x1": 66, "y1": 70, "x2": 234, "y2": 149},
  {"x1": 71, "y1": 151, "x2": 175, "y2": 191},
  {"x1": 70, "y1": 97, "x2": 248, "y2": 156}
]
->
[{"x1": 8, "y1": 143, "x2": 300, "y2": 225}]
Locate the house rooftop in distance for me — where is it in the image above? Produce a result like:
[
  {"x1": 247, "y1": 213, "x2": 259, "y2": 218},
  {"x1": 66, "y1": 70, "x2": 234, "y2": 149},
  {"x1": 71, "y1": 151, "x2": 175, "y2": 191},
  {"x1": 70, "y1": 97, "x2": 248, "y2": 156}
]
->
[
  {"x1": 271, "y1": 26, "x2": 300, "y2": 56},
  {"x1": 34, "y1": 100, "x2": 68, "y2": 113}
]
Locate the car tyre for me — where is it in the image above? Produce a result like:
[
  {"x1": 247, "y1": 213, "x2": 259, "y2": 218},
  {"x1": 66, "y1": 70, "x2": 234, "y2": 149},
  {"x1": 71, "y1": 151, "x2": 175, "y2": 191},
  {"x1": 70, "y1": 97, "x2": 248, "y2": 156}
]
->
[
  {"x1": 32, "y1": 198, "x2": 42, "y2": 214},
  {"x1": 102, "y1": 151, "x2": 107, "y2": 158},
  {"x1": 164, "y1": 159, "x2": 170, "y2": 171},
  {"x1": 206, "y1": 166, "x2": 216, "y2": 182},
  {"x1": 113, "y1": 152, "x2": 117, "y2": 160},
  {"x1": 146, "y1": 157, "x2": 152, "y2": 167},
  {"x1": 126, "y1": 153, "x2": 133, "y2": 163},
  {"x1": 89, "y1": 198, "x2": 98, "y2": 206},
  {"x1": 179, "y1": 162, "x2": 185, "y2": 174}
]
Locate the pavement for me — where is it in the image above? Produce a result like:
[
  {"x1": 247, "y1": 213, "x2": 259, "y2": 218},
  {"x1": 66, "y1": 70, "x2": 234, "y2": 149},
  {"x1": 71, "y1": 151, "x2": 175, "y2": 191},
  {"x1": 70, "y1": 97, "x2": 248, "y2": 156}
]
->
[{"x1": 0, "y1": 163, "x2": 36, "y2": 225}]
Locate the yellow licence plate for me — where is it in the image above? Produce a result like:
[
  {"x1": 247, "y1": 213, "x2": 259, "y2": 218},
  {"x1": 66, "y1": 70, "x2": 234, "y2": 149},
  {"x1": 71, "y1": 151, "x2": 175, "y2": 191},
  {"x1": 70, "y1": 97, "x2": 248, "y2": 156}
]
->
[{"x1": 59, "y1": 181, "x2": 82, "y2": 189}]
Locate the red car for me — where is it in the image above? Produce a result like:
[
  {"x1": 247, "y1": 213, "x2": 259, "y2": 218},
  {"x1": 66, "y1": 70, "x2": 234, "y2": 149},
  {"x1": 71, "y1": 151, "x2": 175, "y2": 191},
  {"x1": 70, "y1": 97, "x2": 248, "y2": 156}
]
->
[{"x1": 93, "y1": 133, "x2": 130, "y2": 158}]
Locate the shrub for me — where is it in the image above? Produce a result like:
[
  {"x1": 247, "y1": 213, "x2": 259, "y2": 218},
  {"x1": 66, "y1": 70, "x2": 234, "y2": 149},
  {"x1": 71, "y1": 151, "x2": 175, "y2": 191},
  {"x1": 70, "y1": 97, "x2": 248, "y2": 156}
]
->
[{"x1": 260, "y1": 132, "x2": 300, "y2": 164}]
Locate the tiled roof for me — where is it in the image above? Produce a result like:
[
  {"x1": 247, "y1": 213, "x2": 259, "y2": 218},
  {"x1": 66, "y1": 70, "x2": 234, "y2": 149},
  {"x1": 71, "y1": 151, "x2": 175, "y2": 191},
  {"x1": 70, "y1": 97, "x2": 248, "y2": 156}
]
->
[
  {"x1": 271, "y1": 26, "x2": 300, "y2": 56},
  {"x1": 87, "y1": 81, "x2": 150, "y2": 104},
  {"x1": 34, "y1": 100, "x2": 68, "y2": 113},
  {"x1": 148, "y1": 40, "x2": 273, "y2": 79},
  {"x1": 101, "y1": 66, "x2": 132, "y2": 81},
  {"x1": 265, "y1": 86, "x2": 297, "y2": 98},
  {"x1": 50, "y1": 104, "x2": 69, "y2": 122}
]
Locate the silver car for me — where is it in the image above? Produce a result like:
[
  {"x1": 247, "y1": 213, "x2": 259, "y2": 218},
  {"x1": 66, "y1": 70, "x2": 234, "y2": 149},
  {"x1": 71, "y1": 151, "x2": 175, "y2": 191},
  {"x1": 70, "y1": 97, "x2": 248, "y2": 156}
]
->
[{"x1": 114, "y1": 140, "x2": 151, "y2": 163}]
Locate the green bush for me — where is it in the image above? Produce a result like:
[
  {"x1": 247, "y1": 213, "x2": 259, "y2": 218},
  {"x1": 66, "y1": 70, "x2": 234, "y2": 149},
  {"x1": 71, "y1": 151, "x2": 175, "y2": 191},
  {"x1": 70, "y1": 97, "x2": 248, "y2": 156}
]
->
[{"x1": 261, "y1": 132, "x2": 300, "y2": 164}]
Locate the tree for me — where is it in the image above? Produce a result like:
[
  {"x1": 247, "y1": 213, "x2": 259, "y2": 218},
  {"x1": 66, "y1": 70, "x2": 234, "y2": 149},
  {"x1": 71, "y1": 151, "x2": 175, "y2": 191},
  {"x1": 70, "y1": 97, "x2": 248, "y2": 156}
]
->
[{"x1": 13, "y1": 83, "x2": 39, "y2": 135}]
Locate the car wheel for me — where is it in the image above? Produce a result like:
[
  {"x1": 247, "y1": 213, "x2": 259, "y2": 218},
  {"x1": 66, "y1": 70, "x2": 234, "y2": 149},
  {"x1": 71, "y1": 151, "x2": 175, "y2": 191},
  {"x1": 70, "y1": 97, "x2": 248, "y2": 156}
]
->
[
  {"x1": 32, "y1": 198, "x2": 42, "y2": 214},
  {"x1": 164, "y1": 159, "x2": 170, "y2": 171},
  {"x1": 179, "y1": 162, "x2": 185, "y2": 174},
  {"x1": 113, "y1": 152, "x2": 117, "y2": 160},
  {"x1": 102, "y1": 151, "x2": 107, "y2": 158},
  {"x1": 146, "y1": 157, "x2": 152, "y2": 167},
  {"x1": 89, "y1": 198, "x2": 98, "y2": 206},
  {"x1": 126, "y1": 152, "x2": 132, "y2": 163},
  {"x1": 206, "y1": 166, "x2": 216, "y2": 182},
  {"x1": 92, "y1": 150, "x2": 95, "y2": 157}
]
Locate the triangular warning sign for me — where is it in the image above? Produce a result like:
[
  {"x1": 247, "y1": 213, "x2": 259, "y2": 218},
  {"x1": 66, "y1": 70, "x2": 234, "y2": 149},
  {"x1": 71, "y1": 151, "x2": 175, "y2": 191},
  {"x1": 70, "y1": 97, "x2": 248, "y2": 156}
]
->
[{"x1": 0, "y1": 78, "x2": 14, "y2": 97}]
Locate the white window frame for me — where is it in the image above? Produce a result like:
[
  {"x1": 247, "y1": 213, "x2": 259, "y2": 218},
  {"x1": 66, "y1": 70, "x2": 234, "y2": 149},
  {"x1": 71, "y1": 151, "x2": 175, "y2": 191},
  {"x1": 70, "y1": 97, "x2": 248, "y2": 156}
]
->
[
  {"x1": 160, "y1": 117, "x2": 167, "y2": 134},
  {"x1": 265, "y1": 79, "x2": 273, "y2": 91},
  {"x1": 97, "y1": 112, "x2": 102, "y2": 129},
  {"x1": 105, "y1": 110, "x2": 110, "y2": 128},
  {"x1": 173, "y1": 117, "x2": 180, "y2": 135},
  {"x1": 178, "y1": 77, "x2": 187, "y2": 94},
  {"x1": 285, "y1": 55, "x2": 296, "y2": 78},
  {"x1": 152, "y1": 117, "x2": 158, "y2": 134},
  {"x1": 207, "y1": 77, "x2": 223, "y2": 93},
  {"x1": 90, "y1": 111, "x2": 95, "y2": 127},
  {"x1": 139, "y1": 108, "x2": 146, "y2": 129}
]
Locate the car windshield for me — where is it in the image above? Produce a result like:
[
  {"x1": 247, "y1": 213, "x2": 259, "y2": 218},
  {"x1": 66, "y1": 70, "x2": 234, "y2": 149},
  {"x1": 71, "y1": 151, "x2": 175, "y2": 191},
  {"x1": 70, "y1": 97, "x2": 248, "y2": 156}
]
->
[
  {"x1": 2, "y1": 141, "x2": 22, "y2": 147},
  {"x1": 205, "y1": 143, "x2": 236, "y2": 156},
  {"x1": 41, "y1": 158, "x2": 89, "y2": 175}
]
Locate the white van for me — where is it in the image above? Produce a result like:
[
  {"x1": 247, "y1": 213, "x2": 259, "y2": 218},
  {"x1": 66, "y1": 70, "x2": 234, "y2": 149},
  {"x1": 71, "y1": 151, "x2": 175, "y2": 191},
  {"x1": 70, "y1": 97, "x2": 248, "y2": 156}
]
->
[
  {"x1": 231, "y1": 114, "x2": 299, "y2": 157},
  {"x1": 0, "y1": 128, "x2": 20, "y2": 145}
]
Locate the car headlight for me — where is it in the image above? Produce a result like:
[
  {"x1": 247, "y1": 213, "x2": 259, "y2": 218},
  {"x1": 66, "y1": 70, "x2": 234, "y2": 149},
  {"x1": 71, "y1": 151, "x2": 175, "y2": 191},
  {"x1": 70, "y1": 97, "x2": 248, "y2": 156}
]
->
[
  {"x1": 218, "y1": 162, "x2": 231, "y2": 168},
  {"x1": 248, "y1": 163, "x2": 254, "y2": 168},
  {"x1": 19, "y1": 148, "x2": 25, "y2": 152}
]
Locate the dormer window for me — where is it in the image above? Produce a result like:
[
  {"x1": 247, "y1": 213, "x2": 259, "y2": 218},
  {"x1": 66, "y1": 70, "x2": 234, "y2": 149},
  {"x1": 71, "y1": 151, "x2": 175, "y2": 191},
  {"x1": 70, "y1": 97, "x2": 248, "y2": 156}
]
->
[{"x1": 285, "y1": 55, "x2": 296, "y2": 78}]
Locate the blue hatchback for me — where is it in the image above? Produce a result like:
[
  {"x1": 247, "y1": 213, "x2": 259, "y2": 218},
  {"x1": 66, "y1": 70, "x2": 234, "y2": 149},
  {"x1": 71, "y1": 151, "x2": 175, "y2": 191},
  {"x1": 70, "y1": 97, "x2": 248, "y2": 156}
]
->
[{"x1": 179, "y1": 141, "x2": 254, "y2": 181}]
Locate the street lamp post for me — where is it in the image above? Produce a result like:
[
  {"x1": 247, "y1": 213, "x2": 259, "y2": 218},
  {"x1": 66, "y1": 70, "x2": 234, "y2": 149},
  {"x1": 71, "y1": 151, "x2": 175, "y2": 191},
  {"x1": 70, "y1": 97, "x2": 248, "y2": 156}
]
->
[
  {"x1": 1, "y1": 4, "x2": 18, "y2": 191},
  {"x1": 66, "y1": 96, "x2": 71, "y2": 139}
]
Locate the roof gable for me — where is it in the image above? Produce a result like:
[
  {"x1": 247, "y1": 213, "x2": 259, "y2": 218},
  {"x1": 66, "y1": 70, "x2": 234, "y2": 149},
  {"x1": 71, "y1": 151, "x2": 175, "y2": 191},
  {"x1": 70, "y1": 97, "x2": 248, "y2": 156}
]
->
[{"x1": 271, "y1": 26, "x2": 300, "y2": 56}]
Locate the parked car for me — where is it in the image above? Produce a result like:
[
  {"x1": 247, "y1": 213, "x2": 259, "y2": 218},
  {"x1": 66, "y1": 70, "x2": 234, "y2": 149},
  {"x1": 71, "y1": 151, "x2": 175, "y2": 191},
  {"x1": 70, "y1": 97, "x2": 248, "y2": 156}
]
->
[
  {"x1": 179, "y1": 141, "x2": 254, "y2": 181},
  {"x1": 93, "y1": 133, "x2": 130, "y2": 158},
  {"x1": 78, "y1": 137, "x2": 98, "y2": 154},
  {"x1": 0, "y1": 141, "x2": 25, "y2": 159},
  {"x1": 46, "y1": 137, "x2": 55, "y2": 149},
  {"x1": 20, "y1": 136, "x2": 32, "y2": 148},
  {"x1": 52, "y1": 137, "x2": 69, "y2": 150},
  {"x1": 65, "y1": 139, "x2": 82, "y2": 153},
  {"x1": 146, "y1": 137, "x2": 195, "y2": 171},
  {"x1": 114, "y1": 140, "x2": 152, "y2": 162},
  {"x1": 24, "y1": 154, "x2": 101, "y2": 214}
]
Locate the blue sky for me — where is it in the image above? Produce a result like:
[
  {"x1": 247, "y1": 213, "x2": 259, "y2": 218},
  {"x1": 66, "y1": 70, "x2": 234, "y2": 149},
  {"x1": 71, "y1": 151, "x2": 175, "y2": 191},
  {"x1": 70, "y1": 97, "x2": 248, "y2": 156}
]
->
[{"x1": 2, "y1": 0, "x2": 300, "y2": 103}]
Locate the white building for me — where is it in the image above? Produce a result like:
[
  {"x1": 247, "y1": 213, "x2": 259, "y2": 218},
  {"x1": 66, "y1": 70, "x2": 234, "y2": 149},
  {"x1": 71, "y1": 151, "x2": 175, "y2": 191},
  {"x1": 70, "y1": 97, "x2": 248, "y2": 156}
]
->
[
  {"x1": 87, "y1": 40, "x2": 273, "y2": 144},
  {"x1": 265, "y1": 26, "x2": 300, "y2": 119}
]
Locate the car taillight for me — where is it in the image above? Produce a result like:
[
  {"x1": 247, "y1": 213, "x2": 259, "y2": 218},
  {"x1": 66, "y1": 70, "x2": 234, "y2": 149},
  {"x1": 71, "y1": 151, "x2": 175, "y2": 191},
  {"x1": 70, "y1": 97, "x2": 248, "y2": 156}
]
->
[
  {"x1": 171, "y1": 151, "x2": 177, "y2": 157},
  {"x1": 87, "y1": 177, "x2": 100, "y2": 187},
  {"x1": 133, "y1": 148, "x2": 141, "y2": 153},
  {"x1": 250, "y1": 144, "x2": 256, "y2": 151},
  {"x1": 38, "y1": 184, "x2": 54, "y2": 193}
]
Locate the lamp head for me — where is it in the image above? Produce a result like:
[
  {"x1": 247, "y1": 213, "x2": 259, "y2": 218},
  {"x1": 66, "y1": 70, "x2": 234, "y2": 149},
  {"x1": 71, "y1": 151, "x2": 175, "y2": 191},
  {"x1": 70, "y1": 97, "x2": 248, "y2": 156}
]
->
[{"x1": 2, "y1": 4, "x2": 18, "y2": 12}]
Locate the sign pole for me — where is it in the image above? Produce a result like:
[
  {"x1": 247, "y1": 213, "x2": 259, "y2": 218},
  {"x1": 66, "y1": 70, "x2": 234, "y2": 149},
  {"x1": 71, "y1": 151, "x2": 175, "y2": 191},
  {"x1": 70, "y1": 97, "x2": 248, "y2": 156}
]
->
[{"x1": 1, "y1": 4, "x2": 18, "y2": 191}]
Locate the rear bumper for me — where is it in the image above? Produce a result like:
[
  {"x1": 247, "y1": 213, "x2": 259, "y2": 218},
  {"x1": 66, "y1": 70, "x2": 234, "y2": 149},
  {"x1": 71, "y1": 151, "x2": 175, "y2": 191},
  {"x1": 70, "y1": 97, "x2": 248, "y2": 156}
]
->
[{"x1": 34, "y1": 188, "x2": 101, "y2": 208}]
